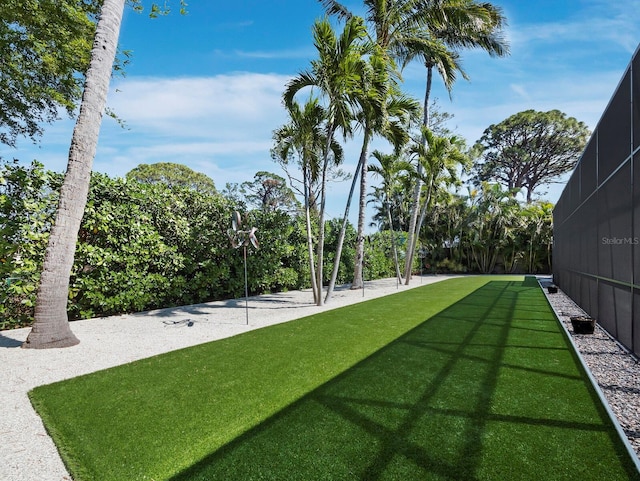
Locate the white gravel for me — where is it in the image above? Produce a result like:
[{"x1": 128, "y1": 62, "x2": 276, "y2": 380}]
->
[
  {"x1": 3, "y1": 274, "x2": 638, "y2": 480},
  {"x1": 0, "y1": 276, "x2": 448, "y2": 481}
]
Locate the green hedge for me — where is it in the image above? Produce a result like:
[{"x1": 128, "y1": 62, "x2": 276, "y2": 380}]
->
[{"x1": 1, "y1": 162, "x2": 395, "y2": 328}]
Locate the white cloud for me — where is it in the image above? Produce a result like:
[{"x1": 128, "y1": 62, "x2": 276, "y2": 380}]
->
[
  {"x1": 509, "y1": 1, "x2": 640, "y2": 54},
  {"x1": 95, "y1": 73, "x2": 293, "y2": 178},
  {"x1": 109, "y1": 73, "x2": 291, "y2": 129},
  {"x1": 509, "y1": 84, "x2": 530, "y2": 101},
  {"x1": 232, "y1": 47, "x2": 316, "y2": 59}
]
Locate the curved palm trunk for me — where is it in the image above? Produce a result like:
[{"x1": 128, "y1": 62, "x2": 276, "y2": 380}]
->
[
  {"x1": 410, "y1": 171, "x2": 435, "y2": 273},
  {"x1": 315, "y1": 124, "x2": 337, "y2": 306},
  {"x1": 350, "y1": 133, "x2": 371, "y2": 292},
  {"x1": 351, "y1": 155, "x2": 367, "y2": 290},
  {"x1": 316, "y1": 177, "x2": 327, "y2": 306},
  {"x1": 303, "y1": 171, "x2": 319, "y2": 303},
  {"x1": 388, "y1": 204, "x2": 403, "y2": 283},
  {"x1": 324, "y1": 140, "x2": 366, "y2": 302},
  {"x1": 24, "y1": 0, "x2": 125, "y2": 349},
  {"x1": 404, "y1": 65, "x2": 433, "y2": 283},
  {"x1": 403, "y1": 176, "x2": 422, "y2": 283}
]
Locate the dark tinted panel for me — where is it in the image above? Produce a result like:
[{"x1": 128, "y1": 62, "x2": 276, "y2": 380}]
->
[
  {"x1": 598, "y1": 70, "x2": 631, "y2": 183},
  {"x1": 633, "y1": 153, "x2": 640, "y2": 281},
  {"x1": 598, "y1": 282, "x2": 632, "y2": 349},
  {"x1": 634, "y1": 290, "x2": 640, "y2": 358},
  {"x1": 633, "y1": 52, "x2": 640, "y2": 151},
  {"x1": 597, "y1": 162, "x2": 632, "y2": 283},
  {"x1": 580, "y1": 137, "x2": 597, "y2": 200},
  {"x1": 568, "y1": 168, "x2": 580, "y2": 212}
]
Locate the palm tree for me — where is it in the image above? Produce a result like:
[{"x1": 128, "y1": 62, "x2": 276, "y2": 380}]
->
[
  {"x1": 23, "y1": 0, "x2": 126, "y2": 348},
  {"x1": 283, "y1": 16, "x2": 367, "y2": 306},
  {"x1": 321, "y1": 0, "x2": 428, "y2": 63},
  {"x1": 403, "y1": 127, "x2": 468, "y2": 274},
  {"x1": 351, "y1": 89, "x2": 419, "y2": 290},
  {"x1": 321, "y1": 0, "x2": 509, "y2": 283},
  {"x1": 324, "y1": 46, "x2": 386, "y2": 300},
  {"x1": 401, "y1": 0, "x2": 509, "y2": 282},
  {"x1": 369, "y1": 149, "x2": 412, "y2": 282},
  {"x1": 24, "y1": 1, "x2": 187, "y2": 348},
  {"x1": 272, "y1": 98, "x2": 342, "y2": 303},
  {"x1": 320, "y1": 1, "x2": 430, "y2": 293},
  {"x1": 467, "y1": 182, "x2": 519, "y2": 273},
  {"x1": 325, "y1": 46, "x2": 419, "y2": 297}
]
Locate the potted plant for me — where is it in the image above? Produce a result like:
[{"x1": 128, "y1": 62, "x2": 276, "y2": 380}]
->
[{"x1": 570, "y1": 316, "x2": 596, "y2": 334}]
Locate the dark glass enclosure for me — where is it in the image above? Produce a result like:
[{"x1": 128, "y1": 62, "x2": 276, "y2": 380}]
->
[{"x1": 554, "y1": 44, "x2": 640, "y2": 358}]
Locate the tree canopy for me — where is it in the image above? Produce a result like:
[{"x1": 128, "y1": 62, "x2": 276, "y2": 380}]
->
[
  {"x1": 126, "y1": 162, "x2": 217, "y2": 194},
  {"x1": 0, "y1": 0, "x2": 99, "y2": 148},
  {"x1": 239, "y1": 171, "x2": 299, "y2": 212},
  {"x1": 471, "y1": 109, "x2": 590, "y2": 203}
]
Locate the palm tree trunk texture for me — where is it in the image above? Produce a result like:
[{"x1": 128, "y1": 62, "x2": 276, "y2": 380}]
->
[
  {"x1": 303, "y1": 173, "x2": 319, "y2": 304},
  {"x1": 315, "y1": 125, "x2": 337, "y2": 306},
  {"x1": 388, "y1": 205, "x2": 403, "y2": 283},
  {"x1": 23, "y1": 0, "x2": 125, "y2": 348},
  {"x1": 404, "y1": 65, "x2": 433, "y2": 283},
  {"x1": 351, "y1": 150, "x2": 368, "y2": 290},
  {"x1": 324, "y1": 144, "x2": 365, "y2": 302}
]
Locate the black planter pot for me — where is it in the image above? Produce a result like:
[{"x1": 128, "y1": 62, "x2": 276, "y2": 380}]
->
[{"x1": 570, "y1": 316, "x2": 595, "y2": 334}]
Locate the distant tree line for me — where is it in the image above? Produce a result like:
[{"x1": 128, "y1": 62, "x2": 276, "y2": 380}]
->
[{"x1": 1, "y1": 158, "x2": 556, "y2": 330}]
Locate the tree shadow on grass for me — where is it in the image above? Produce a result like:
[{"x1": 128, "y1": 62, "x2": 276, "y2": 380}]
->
[{"x1": 169, "y1": 280, "x2": 639, "y2": 481}]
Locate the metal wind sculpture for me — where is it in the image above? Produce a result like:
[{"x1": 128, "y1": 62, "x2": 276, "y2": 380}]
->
[{"x1": 227, "y1": 211, "x2": 259, "y2": 324}]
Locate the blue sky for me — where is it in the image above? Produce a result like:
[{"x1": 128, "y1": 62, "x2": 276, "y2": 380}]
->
[{"x1": 3, "y1": 0, "x2": 640, "y2": 225}]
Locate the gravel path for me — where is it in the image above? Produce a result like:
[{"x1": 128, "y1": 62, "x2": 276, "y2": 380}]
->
[
  {"x1": 539, "y1": 278, "x2": 640, "y2": 459},
  {"x1": 2, "y1": 275, "x2": 639, "y2": 480}
]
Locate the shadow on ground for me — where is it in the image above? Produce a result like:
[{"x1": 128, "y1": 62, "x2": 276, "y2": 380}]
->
[
  {"x1": 169, "y1": 280, "x2": 638, "y2": 481},
  {"x1": 0, "y1": 333, "x2": 23, "y2": 348}
]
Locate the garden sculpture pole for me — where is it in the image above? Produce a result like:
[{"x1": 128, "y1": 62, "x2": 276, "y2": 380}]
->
[{"x1": 227, "y1": 211, "x2": 259, "y2": 325}]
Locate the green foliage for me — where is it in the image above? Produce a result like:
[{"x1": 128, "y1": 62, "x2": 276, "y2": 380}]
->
[
  {"x1": 433, "y1": 258, "x2": 467, "y2": 273},
  {"x1": 128, "y1": 0, "x2": 189, "y2": 17},
  {"x1": 126, "y1": 162, "x2": 217, "y2": 194},
  {"x1": 472, "y1": 109, "x2": 590, "y2": 202},
  {"x1": 414, "y1": 183, "x2": 553, "y2": 275},
  {"x1": 0, "y1": 160, "x2": 60, "y2": 328},
  {"x1": 362, "y1": 231, "x2": 400, "y2": 280},
  {"x1": 69, "y1": 174, "x2": 183, "y2": 318},
  {"x1": 0, "y1": 0, "x2": 99, "y2": 147},
  {"x1": 244, "y1": 210, "x2": 309, "y2": 294},
  {"x1": 0, "y1": 156, "x2": 406, "y2": 328},
  {"x1": 2, "y1": 164, "x2": 388, "y2": 328},
  {"x1": 322, "y1": 219, "x2": 357, "y2": 284},
  {"x1": 237, "y1": 171, "x2": 299, "y2": 213}
]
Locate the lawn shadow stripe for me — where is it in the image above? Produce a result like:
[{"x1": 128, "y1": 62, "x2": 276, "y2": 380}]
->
[{"x1": 169, "y1": 279, "x2": 639, "y2": 481}]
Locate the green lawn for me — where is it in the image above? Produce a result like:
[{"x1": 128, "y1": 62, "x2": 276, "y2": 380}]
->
[{"x1": 29, "y1": 276, "x2": 640, "y2": 481}]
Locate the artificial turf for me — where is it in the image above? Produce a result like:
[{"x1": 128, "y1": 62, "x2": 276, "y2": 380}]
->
[{"x1": 29, "y1": 276, "x2": 640, "y2": 480}]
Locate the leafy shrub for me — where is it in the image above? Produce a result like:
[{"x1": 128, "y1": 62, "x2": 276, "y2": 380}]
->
[
  {"x1": 0, "y1": 161, "x2": 60, "y2": 328},
  {"x1": 0, "y1": 164, "x2": 399, "y2": 328}
]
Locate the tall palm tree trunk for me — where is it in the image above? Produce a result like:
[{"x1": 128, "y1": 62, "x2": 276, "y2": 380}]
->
[
  {"x1": 388, "y1": 204, "x2": 403, "y2": 283},
  {"x1": 315, "y1": 124, "x2": 337, "y2": 306},
  {"x1": 24, "y1": 0, "x2": 125, "y2": 349},
  {"x1": 303, "y1": 172, "x2": 319, "y2": 303},
  {"x1": 324, "y1": 141, "x2": 366, "y2": 302},
  {"x1": 351, "y1": 153, "x2": 368, "y2": 290},
  {"x1": 404, "y1": 65, "x2": 433, "y2": 283},
  {"x1": 316, "y1": 170, "x2": 327, "y2": 306}
]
